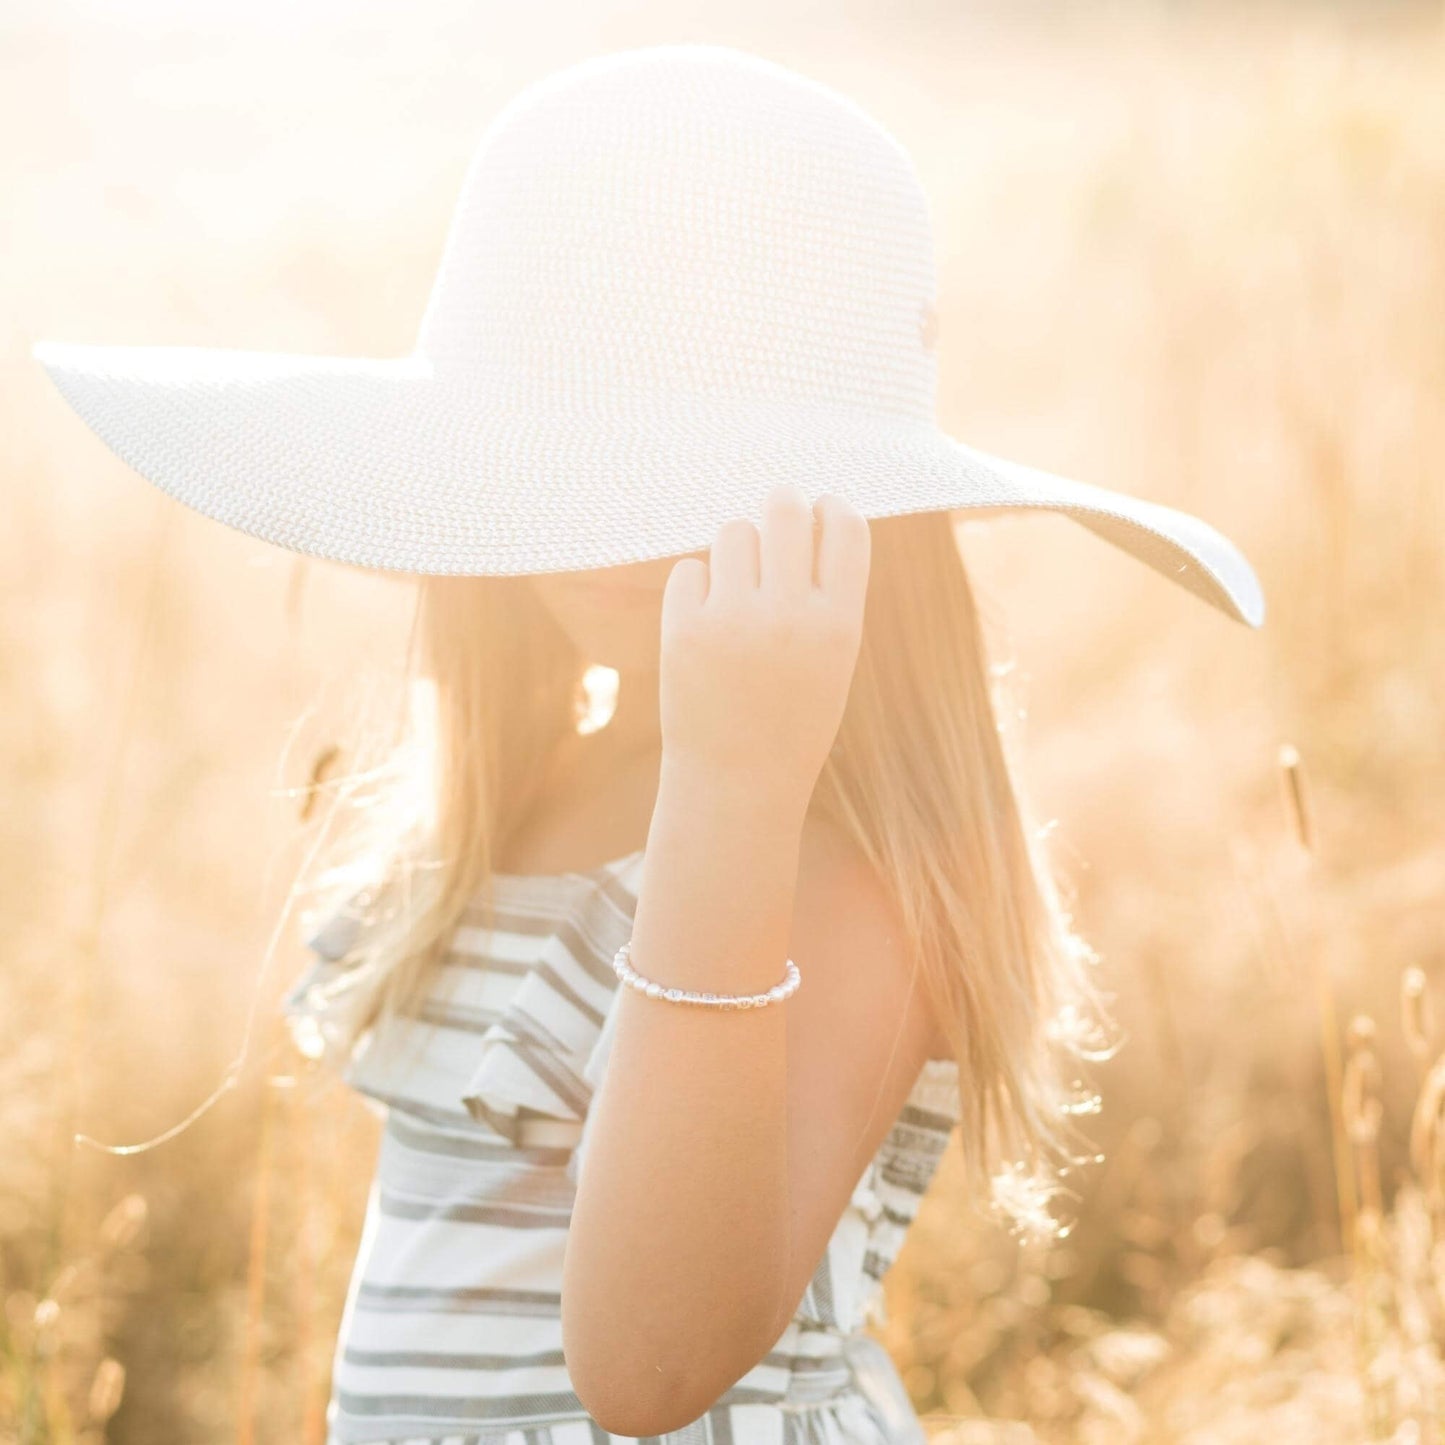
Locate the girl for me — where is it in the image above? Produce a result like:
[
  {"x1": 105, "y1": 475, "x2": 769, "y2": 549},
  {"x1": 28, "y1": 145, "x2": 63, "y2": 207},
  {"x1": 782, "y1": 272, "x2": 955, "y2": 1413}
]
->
[{"x1": 34, "y1": 41, "x2": 1265, "y2": 1445}]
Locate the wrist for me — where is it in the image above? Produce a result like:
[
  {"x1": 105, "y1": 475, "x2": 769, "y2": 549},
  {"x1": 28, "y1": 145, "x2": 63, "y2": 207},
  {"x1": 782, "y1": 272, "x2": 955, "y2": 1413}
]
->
[{"x1": 657, "y1": 752, "x2": 812, "y2": 844}]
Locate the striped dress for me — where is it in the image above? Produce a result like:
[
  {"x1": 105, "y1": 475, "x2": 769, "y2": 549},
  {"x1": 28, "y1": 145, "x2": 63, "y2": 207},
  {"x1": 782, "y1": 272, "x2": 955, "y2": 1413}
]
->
[{"x1": 281, "y1": 847, "x2": 960, "y2": 1445}]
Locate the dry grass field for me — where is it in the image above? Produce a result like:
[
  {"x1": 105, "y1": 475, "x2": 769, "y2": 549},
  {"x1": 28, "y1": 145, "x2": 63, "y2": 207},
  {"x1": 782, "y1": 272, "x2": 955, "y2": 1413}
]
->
[{"x1": 4, "y1": 2, "x2": 1443, "y2": 1441}]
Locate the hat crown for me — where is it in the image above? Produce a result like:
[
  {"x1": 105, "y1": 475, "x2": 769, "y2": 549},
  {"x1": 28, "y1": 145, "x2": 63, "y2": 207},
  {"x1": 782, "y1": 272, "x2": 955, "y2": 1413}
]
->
[{"x1": 416, "y1": 45, "x2": 939, "y2": 421}]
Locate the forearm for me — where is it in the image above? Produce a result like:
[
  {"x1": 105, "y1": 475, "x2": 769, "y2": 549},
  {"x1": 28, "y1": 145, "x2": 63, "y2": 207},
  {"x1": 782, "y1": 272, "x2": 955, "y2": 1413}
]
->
[{"x1": 561, "y1": 754, "x2": 805, "y2": 1430}]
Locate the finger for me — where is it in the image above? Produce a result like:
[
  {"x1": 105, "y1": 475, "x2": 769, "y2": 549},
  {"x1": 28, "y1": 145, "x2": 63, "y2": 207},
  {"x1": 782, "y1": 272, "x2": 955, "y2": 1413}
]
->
[
  {"x1": 709, "y1": 516, "x2": 760, "y2": 601},
  {"x1": 814, "y1": 494, "x2": 871, "y2": 602},
  {"x1": 758, "y1": 483, "x2": 815, "y2": 601},
  {"x1": 661, "y1": 555, "x2": 709, "y2": 632}
]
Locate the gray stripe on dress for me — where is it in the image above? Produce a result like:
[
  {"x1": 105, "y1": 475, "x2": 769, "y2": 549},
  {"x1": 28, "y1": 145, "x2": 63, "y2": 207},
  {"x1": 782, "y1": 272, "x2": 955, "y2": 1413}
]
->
[
  {"x1": 342, "y1": 1345, "x2": 567, "y2": 1371},
  {"x1": 375, "y1": 1190, "x2": 571, "y2": 1229},
  {"x1": 385, "y1": 1110, "x2": 572, "y2": 1167},
  {"x1": 355, "y1": 1281, "x2": 561, "y2": 1313}
]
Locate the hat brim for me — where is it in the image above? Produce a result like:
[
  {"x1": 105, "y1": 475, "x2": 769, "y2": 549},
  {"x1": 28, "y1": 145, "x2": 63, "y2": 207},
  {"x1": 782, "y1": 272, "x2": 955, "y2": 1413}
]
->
[{"x1": 32, "y1": 341, "x2": 1263, "y2": 628}]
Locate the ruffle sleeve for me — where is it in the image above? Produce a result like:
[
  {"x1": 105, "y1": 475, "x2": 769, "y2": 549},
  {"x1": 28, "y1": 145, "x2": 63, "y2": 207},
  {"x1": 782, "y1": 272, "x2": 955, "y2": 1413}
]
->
[
  {"x1": 455, "y1": 868, "x2": 637, "y2": 1181},
  {"x1": 278, "y1": 887, "x2": 393, "y2": 1105},
  {"x1": 456, "y1": 967, "x2": 624, "y2": 1167}
]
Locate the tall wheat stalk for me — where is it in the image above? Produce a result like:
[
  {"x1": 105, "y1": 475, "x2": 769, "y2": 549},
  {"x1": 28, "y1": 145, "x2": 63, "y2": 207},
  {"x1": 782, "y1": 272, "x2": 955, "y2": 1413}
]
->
[
  {"x1": 237, "y1": 1063, "x2": 281, "y2": 1445},
  {"x1": 1279, "y1": 743, "x2": 1358, "y2": 1256}
]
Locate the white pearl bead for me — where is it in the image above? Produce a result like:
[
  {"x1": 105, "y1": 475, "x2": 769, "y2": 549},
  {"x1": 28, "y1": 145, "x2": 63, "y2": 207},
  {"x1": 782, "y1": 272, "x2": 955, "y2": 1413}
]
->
[{"x1": 645, "y1": 982, "x2": 663, "y2": 999}]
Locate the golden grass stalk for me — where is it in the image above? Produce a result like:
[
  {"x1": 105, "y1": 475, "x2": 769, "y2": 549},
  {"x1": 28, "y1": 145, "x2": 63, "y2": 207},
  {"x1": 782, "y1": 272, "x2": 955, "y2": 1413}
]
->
[
  {"x1": 300, "y1": 744, "x2": 343, "y2": 824},
  {"x1": 288, "y1": 1074, "x2": 329, "y2": 1445},
  {"x1": 97, "y1": 1193, "x2": 148, "y2": 1252},
  {"x1": 1279, "y1": 743, "x2": 1314, "y2": 853},
  {"x1": 1343, "y1": 1016, "x2": 1384, "y2": 1220},
  {"x1": 1408, "y1": 1054, "x2": 1445, "y2": 1221},
  {"x1": 237, "y1": 1062, "x2": 281, "y2": 1445},
  {"x1": 1404, "y1": 967, "x2": 1435, "y2": 1068},
  {"x1": 1280, "y1": 743, "x2": 1359, "y2": 1255},
  {"x1": 87, "y1": 1357, "x2": 126, "y2": 1424}
]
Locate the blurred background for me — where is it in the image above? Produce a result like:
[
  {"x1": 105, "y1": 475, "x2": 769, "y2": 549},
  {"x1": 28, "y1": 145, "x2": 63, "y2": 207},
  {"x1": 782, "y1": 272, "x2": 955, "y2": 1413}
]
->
[{"x1": 5, "y1": 0, "x2": 1443, "y2": 1440}]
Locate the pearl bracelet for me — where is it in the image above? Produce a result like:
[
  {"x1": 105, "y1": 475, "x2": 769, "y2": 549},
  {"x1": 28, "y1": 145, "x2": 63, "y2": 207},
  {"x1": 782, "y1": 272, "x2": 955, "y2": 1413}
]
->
[{"x1": 611, "y1": 940, "x2": 801, "y2": 1009}]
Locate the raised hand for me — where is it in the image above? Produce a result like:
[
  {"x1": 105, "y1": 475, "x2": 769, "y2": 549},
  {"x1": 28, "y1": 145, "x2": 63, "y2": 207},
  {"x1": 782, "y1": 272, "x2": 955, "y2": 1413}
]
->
[{"x1": 658, "y1": 482, "x2": 872, "y2": 812}]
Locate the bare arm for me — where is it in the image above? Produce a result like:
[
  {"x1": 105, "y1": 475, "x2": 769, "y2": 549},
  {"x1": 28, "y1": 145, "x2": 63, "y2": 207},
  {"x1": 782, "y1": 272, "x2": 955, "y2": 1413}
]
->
[
  {"x1": 561, "y1": 756, "x2": 805, "y2": 1431},
  {"x1": 560, "y1": 485, "x2": 944, "y2": 1434},
  {"x1": 562, "y1": 768, "x2": 944, "y2": 1436}
]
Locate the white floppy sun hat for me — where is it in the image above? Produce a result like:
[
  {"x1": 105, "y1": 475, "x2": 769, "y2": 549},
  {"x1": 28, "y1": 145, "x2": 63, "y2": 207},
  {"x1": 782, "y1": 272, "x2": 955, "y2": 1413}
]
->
[{"x1": 34, "y1": 42, "x2": 1263, "y2": 628}]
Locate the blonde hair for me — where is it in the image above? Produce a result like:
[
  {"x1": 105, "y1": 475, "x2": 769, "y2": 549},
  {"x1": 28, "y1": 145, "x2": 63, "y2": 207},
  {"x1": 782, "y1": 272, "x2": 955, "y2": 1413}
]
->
[{"x1": 289, "y1": 510, "x2": 1111, "y2": 1233}]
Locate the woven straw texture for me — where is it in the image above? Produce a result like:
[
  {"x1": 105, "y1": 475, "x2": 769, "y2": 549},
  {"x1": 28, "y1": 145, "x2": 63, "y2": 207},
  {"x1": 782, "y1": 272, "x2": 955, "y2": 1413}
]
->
[{"x1": 32, "y1": 42, "x2": 1264, "y2": 627}]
